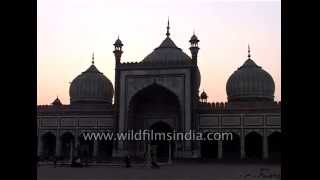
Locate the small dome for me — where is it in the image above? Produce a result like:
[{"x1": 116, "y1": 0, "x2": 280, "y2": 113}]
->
[
  {"x1": 114, "y1": 37, "x2": 123, "y2": 47},
  {"x1": 189, "y1": 34, "x2": 199, "y2": 44},
  {"x1": 51, "y1": 97, "x2": 62, "y2": 106},
  {"x1": 142, "y1": 37, "x2": 192, "y2": 63},
  {"x1": 200, "y1": 90, "x2": 208, "y2": 99},
  {"x1": 69, "y1": 64, "x2": 114, "y2": 104},
  {"x1": 142, "y1": 20, "x2": 192, "y2": 64},
  {"x1": 226, "y1": 58, "x2": 275, "y2": 102}
]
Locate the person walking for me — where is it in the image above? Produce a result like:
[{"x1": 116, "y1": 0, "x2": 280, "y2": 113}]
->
[
  {"x1": 53, "y1": 156, "x2": 57, "y2": 168},
  {"x1": 125, "y1": 154, "x2": 131, "y2": 168}
]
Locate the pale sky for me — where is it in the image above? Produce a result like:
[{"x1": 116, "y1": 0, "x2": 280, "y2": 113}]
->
[{"x1": 37, "y1": 0, "x2": 281, "y2": 105}]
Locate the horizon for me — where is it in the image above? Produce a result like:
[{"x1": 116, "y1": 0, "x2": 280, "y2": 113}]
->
[{"x1": 37, "y1": 0, "x2": 281, "y2": 105}]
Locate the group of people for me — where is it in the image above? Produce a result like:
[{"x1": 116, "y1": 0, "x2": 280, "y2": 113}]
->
[
  {"x1": 70, "y1": 156, "x2": 89, "y2": 167},
  {"x1": 124, "y1": 153, "x2": 160, "y2": 169},
  {"x1": 48, "y1": 154, "x2": 89, "y2": 168},
  {"x1": 124, "y1": 146, "x2": 161, "y2": 168},
  {"x1": 49, "y1": 149, "x2": 161, "y2": 168}
]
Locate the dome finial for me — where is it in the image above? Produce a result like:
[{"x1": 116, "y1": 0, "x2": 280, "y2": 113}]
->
[
  {"x1": 248, "y1": 44, "x2": 251, "y2": 59},
  {"x1": 166, "y1": 17, "x2": 170, "y2": 37},
  {"x1": 92, "y1": 52, "x2": 95, "y2": 64}
]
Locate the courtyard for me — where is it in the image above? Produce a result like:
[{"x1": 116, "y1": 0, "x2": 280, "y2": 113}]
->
[{"x1": 38, "y1": 162, "x2": 281, "y2": 180}]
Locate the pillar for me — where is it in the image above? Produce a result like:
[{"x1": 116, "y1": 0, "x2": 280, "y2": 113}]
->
[
  {"x1": 74, "y1": 136, "x2": 79, "y2": 157},
  {"x1": 55, "y1": 136, "x2": 61, "y2": 157},
  {"x1": 241, "y1": 134, "x2": 245, "y2": 159},
  {"x1": 93, "y1": 140, "x2": 99, "y2": 158},
  {"x1": 147, "y1": 143, "x2": 152, "y2": 166},
  {"x1": 168, "y1": 142, "x2": 172, "y2": 164},
  {"x1": 112, "y1": 141, "x2": 117, "y2": 157},
  {"x1": 114, "y1": 141, "x2": 125, "y2": 157},
  {"x1": 192, "y1": 141, "x2": 201, "y2": 158},
  {"x1": 69, "y1": 143, "x2": 73, "y2": 163},
  {"x1": 218, "y1": 140, "x2": 223, "y2": 159},
  {"x1": 183, "y1": 141, "x2": 192, "y2": 157},
  {"x1": 152, "y1": 145, "x2": 158, "y2": 162},
  {"x1": 174, "y1": 141, "x2": 179, "y2": 159},
  {"x1": 37, "y1": 135, "x2": 43, "y2": 157},
  {"x1": 263, "y1": 135, "x2": 269, "y2": 159}
]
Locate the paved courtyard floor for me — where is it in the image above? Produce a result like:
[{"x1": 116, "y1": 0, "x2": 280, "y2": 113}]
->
[{"x1": 38, "y1": 162, "x2": 281, "y2": 180}]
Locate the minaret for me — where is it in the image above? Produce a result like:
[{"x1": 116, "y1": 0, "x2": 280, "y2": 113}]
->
[
  {"x1": 189, "y1": 31, "x2": 200, "y2": 64},
  {"x1": 113, "y1": 36, "x2": 123, "y2": 136},
  {"x1": 113, "y1": 36, "x2": 123, "y2": 65}
]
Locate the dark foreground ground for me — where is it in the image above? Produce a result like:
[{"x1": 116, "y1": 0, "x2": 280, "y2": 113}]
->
[{"x1": 38, "y1": 162, "x2": 281, "y2": 180}]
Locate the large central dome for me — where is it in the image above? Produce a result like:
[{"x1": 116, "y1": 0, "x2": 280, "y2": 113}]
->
[
  {"x1": 141, "y1": 20, "x2": 192, "y2": 64},
  {"x1": 142, "y1": 37, "x2": 192, "y2": 63}
]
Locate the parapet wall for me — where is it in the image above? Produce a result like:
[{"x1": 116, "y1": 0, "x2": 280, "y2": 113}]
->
[{"x1": 198, "y1": 101, "x2": 281, "y2": 113}]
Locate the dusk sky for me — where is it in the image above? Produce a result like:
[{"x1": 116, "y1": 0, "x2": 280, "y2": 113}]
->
[{"x1": 37, "y1": 0, "x2": 281, "y2": 105}]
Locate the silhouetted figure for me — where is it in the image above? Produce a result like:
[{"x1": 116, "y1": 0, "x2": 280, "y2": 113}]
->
[
  {"x1": 71, "y1": 156, "x2": 83, "y2": 167},
  {"x1": 83, "y1": 151, "x2": 89, "y2": 167},
  {"x1": 150, "y1": 150, "x2": 160, "y2": 168},
  {"x1": 124, "y1": 155, "x2": 131, "y2": 168},
  {"x1": 151, "y1": 160, "x2": 160, "y2": 168},
  {"x1": 53, "y1": 156, "x2": 57, "y2": 168}
]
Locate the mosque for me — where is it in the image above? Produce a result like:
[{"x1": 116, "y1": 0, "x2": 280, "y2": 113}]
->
[{"x1": 37, "y1": 21, "x2": 281, "y2": 163}]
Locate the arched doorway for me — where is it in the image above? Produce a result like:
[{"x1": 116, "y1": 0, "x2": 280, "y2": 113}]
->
[
  {"x1": 98, "y1": 140, "x2": 113, "y2": 161},
  {"x1": 245, "y1": 131, "x2": 263, "y2": 160},
  {"x1": 41, "y1": 132, "x2": 56, "y2": 160},
  {"x1": 268, "y1": 132, "x2": 281, "y2": 161},
  {"x1": 79, "y1": 135, "x2": 94, "y2": 161},
  {"x1": 201, "y1": 132, "x2": 218, "y2": 159},
  {"x1": 60, "y1": 132, "x2": 75, "y2": 160},
  {"x1": 150, "y1": 121, "x2": 174, "y2": 162},
  {"x1": 127, "y1": 84, "x2": 180, "y2": 159},
  {"x1": 223, "y1": 132, "x2": 241, "y2": 160}
]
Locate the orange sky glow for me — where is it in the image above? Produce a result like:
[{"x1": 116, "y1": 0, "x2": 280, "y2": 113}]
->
[{"x1": 37, "y1": 0, "x2": 281, "y2": 105}]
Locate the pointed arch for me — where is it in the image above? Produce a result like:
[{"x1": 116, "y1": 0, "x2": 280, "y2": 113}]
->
[{"x1": 245, "y1": 131, "x2": 263, "y2": 159}]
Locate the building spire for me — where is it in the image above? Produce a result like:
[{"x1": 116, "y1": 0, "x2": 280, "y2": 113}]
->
[
  {"x1": 166, "y1": 17, "x2": 170, "y2": 37},
  {"x1": 92, "y1": 52, "x2": 95, "y2": 64},
  {"x1": 248, "y1": 44, "x2": 251, "y2": 59}
]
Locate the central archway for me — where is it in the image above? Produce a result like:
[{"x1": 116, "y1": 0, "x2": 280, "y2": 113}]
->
[{"x1": 127, "y1": 83, "x2": 181, "y2": 159}]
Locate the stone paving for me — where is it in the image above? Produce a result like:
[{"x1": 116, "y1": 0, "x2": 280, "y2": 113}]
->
[{"x1": 38, "y1": 162, "x2": 281, "y2": 180}]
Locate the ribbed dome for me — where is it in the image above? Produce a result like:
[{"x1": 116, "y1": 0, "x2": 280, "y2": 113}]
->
[
  {"x1": 69, "y1": 64, "x2": 114, "y2": 104},
  {"x1": 142, "y1": 37, "x2": 192, "y2": 64},
  {"x1": 226, "y1": 58, "x2": 275, "y2": 102}
]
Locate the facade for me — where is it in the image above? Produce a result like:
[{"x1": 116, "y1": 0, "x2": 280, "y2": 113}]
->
[{"x1": 37, "y1": 21, "x2": 281, "y2": 163}]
